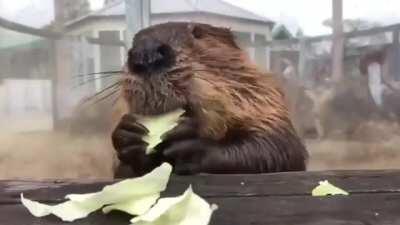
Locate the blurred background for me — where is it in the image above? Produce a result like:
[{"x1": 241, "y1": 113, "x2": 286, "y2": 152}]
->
[{"x1": 0, "y1": 0, "x2": 399, "y2": 179}]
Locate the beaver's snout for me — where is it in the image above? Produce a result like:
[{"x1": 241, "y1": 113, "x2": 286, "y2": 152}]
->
[{"x1": 127, "y1": 38, "x2": 176, "y2": 76}]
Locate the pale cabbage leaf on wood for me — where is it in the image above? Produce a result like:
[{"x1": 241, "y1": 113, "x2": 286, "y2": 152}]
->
[
  {"x1": 311, "y1": 180, "x2": 349, "y2": 197},
  {"x1": 21, "y1": 163, "x2": 172, "y2": 222},
  {"x1": 130, "y1": 186, "x2": 218, "y2": 225}
]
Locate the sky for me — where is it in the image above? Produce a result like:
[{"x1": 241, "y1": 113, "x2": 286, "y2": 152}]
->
[
  {"x1": 1, "y1": 0, "x2": 400, "y2": 36},
  {"x1": 227, "y1": 0, "x2": 400, "y2": 35}
]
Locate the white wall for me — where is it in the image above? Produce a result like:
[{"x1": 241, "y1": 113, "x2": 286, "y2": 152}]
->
[{"x1": 0, "y1": 79, "x2": 53, "y2": 133}]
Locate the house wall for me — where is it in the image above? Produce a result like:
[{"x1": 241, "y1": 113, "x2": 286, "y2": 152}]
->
[
  {"x1": 62, "y1": 14, "x2": 273, "y2": 117},
  {"x1": 67, "y1": 22, "x2": 126, "y2": 92},
  {"x1": 0, "y1": 79, "x2": 53, "y2": 133}
]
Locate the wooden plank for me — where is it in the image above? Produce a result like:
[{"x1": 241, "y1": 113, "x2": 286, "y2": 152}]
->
[
  {"x1": 0, "y1": 16, "x2": 125, "y2": 47},
  {"x1": 0, "y1": 16, "x2": 61, "y2": 39},
  {"x1": 2, "y1": 170, "x2": 400, "y2": 204},
  {"x1": 2, "y1": 171, "x2": 400, "y2": 224},
  {"x1": 86, "y1": 37, "x2": 125, "y2": 47},
  {"x1": 0, "y1": 205, "x2": 130, "y2": 225},
  {"x1": 208, "y1": 193, "x2": 400, "y2": 225},
  {"x1": 1, "y1": 193, "x2": 400, "y2": 225},
  {"x1": 304, "y1": 24, "x2": 400, "y2": 43},
  {"x1": 248, "y1": 23, "x2": 400, "y2": 48}
]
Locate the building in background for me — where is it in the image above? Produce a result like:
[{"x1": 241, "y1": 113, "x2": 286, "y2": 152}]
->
[
  {"x1": 64, "y1": 0, "x2": 275, "y2": 91},
  {"x1": 0, "y1": 28, "x2": 54, "y2": 133},
  {"x1": 0, "y1": 0, "x2": 275, "y2": 133}
]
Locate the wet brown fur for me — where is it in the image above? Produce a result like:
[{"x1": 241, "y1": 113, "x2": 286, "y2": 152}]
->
[{"x1": 114, "y1": 22, "x2": 308, "y2": 173}]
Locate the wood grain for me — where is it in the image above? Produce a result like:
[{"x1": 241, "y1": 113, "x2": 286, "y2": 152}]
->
[{"x1": 2, "y1": 170, "x2": 400, "y2": 225}]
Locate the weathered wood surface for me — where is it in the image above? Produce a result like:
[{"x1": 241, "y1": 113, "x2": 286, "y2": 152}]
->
[{"x1": 1, "y1": 170, "x2": 400, "y2": 225}]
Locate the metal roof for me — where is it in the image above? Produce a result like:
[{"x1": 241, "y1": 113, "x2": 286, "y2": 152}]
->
[
  {"x1": 67, "y1": 0, "x2": 273, "y2": 25},
  {"x1": 0, "y1": 28, "x2": 41, "y2": 49}
]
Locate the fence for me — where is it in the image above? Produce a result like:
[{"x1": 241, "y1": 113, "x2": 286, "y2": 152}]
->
[
  {"x1": 1, "y1": 7, "x2": 400, "y2": 134},
  {"x1": 265, "y1": 23, "x2": 400, "y2": 88},
  {"x1": 0, "y1": 16, "x2": 125, "y2": 132}
]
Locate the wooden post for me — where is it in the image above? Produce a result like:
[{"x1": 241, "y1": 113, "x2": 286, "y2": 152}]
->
[
  {"x1": 51, "y1": 0, "x2": 66, "y2": 130},
  {"x1": 125, "y1": 0, "x2": 151, "y2": 48},
  {"x1": 392, "y1": 28, "x2": 400, "y2": 81},
  {"x1": 331, "y1": 0, "x2": 344, "y2": 83},
  {"x1": 249, "y1": 32, "x2": 256, "y2": 61},
  {"x1": 298, "y1": 38, "x2": 307, "y2": 83},
  {"x1": 93, "y1": 30, "x2": 102, "y2": 92},
  {"x1": 265, "y1": 46, "x2": 271, "y2": 71}
]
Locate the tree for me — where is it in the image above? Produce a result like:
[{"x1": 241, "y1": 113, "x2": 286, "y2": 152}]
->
[
  {"x1": 295, "y1": 28, "x2": 304, "y2": 38},
  {"x1": 272, "y1": 24, "x2": 293, "y2": 40},
  {"x1": 63, "y1": 0, "x2": 90, "y2": 21}
]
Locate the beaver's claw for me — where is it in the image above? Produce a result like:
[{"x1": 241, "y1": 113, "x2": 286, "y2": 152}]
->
[
  {"x1": 162, "y1": 138, "x2": 220, "y2": 175},
  {"x1": 112, "y1": 114, "x2": 149, "y2": 164},
  {"x1": 158, "y1": 116, "x2": 223, "y2": 175}
]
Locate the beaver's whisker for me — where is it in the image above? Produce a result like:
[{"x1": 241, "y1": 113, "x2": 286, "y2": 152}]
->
[
  {"x1": 111, "y1": 95, "x2": 120, "y2": 107},
  {"x1": 72, "y1": 70, "x2": 123, "y2": 79},
  {"x1": 79, "y1": 87, "x2": 120, "y2": 108},
  {"x1": 80, "y1": 81, "x2": 121, "y2": 104},
  {"x1": 71, "y1": 74, "x2": 120, "y2": 89},
  {"x1": 91, "y1": 88, "x2": 120, "y2": 105}
]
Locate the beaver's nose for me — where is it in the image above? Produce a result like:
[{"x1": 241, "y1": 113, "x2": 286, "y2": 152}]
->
[{"x1": 128, "y1": 38, "x2": 175, "y2": 75}]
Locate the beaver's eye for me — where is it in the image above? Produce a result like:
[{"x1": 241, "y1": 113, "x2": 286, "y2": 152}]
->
[{"x1": 192, "y1": 26, "x2": 203, "y2": 39}]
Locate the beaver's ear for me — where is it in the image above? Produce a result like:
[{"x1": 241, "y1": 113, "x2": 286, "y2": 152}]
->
[
  {"x1": 189, "y1": 23, "x2": 239, "y2": 48},
  {"x1": 190, "y1": 25, "x2": 204, "y2": 39}
]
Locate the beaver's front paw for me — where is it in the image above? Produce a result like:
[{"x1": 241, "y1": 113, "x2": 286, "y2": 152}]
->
[
  {"x1": 160, "y1": 116, "x2": 199, "y2": 144},
  {"x1": 112, "y1": 114, "x2": 149, "y2": 164},
  {"x1": 162, "y1": 138, "x2": 220, "y2": 175}
]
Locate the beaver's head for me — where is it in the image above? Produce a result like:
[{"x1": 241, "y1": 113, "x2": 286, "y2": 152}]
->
[
  {"x1": 122, "y1": 22, "x2": 247, "y2": 116},
  {"x1": 122, "y1": 22, "x2": 285, "y2": 139}
]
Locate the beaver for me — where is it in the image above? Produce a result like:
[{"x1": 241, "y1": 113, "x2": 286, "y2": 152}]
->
[{"x1": 111, "y1": 22, "x2": 308, "y2": 177}]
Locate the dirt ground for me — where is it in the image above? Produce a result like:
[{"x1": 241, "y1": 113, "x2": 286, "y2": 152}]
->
[
  {"x1": 0, "y1": 130, "x2": 399, "y2": 179},
  {"x1": 0, "y1": 132, "x2": 116, "y2": 179},
  {"x1": 307, "y1": 137, "x2": 400, "y2": 170}
]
